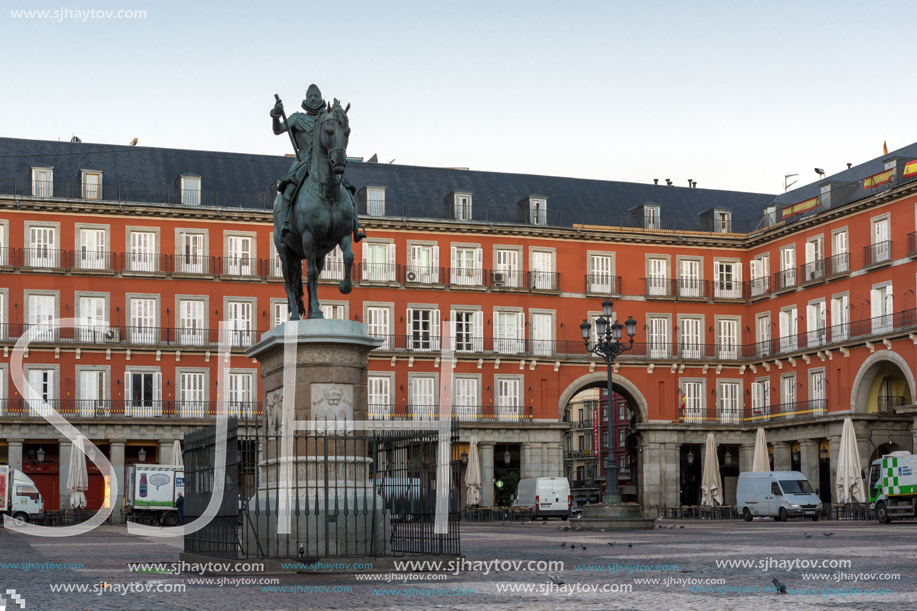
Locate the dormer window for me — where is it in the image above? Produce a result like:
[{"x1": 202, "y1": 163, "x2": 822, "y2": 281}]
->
[
  {"x1": 31, "y1": 167, "x2": 53, "y2": 198},
  {"x1": 81, "y1": 169, "x2": 102, "y2": 200},
  {"x1": 716, "y1": 211, "x2": 731, "y2": 233},
  {"x1": 519, "y1": 195, "x2": 547, "y2": 225},
  {"x1": 180, "y1": 175, "x2": 201, "y2": 206},
  {"x1": 364, "y1": 186, "x2": 385, "y2": 216},
  {"x1": 644, "y1": 205, "x2": 660, "y2": 230},
  {"x1": 764, "y1": 205, "x2": 777, "y2": 226},
  {"x1": 446, "y1": 191, "x2": 472, "y2": 221}
]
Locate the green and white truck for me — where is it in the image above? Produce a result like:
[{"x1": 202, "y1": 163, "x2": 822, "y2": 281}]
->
[
  {"x1": 867, "y1": 451, "x2": 917, "y2": 523},
  {"x1": 124, "y1": 464, "x2": 184, "y2": 526}
]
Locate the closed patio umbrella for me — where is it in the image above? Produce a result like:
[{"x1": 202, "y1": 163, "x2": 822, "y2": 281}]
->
[
  {"x1": 171, "y1": 439, "x2": 183, "y2": 467},
  {"x1": 752, "y1": 428, "x2": 770, "y2": 472},
  {"x1": 465, "y1": 436, "x2": 482, "y2": 506},
  {"x1": 836, "y1": 418, "x2": 866, "y2": 503},
  {"x1": 700, "y1": 433, "x2": 723, "y2": 506},
  {"x1": 67, "y1": 435, "x2": 88, "y2": 510}
]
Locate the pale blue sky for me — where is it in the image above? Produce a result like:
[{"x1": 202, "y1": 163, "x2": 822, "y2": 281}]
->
[{"x1": 1, "y1": 0, "x2": 914, "y2": 195}]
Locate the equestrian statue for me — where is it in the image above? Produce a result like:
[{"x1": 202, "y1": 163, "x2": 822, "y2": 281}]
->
[{"x1": 270, "y1": 84, "x2": 366, "y2": 320}]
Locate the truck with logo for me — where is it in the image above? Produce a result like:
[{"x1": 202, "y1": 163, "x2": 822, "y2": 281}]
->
[
  {"x1": 124, "y1": 464, "x2": 184, "y2": 526},
  {"x1": 867, "y1": 451, "x2": 917, "y2": 523},
  {"x1": 0, "y1": 466, "x2": 44, "y2": 523}
]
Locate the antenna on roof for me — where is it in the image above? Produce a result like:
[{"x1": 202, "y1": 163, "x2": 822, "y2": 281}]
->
[
  {"x1": 814, "y1": 168, "x2": 825, "y2": 179},
  {"x1": 784, "y1": 173, "x2": 798, "y2": 192}
]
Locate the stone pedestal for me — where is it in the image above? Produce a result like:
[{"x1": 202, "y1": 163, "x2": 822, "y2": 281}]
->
[
  {"x1": 245, "y1": 320, "x2": 388, "y2": 558},
  {"x1": 579, "y1": 503, "x2": 656, "y2": 530}
]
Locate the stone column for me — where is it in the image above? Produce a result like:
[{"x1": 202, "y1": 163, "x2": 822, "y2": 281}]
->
[
  {"x1": 738, "y1": 444, "x2": 755, "y2": 473},
  {"x1": 159, "y1": 441, "x2": 174, "y2": 465},
  {"x1": 520, "y1": 442, "x2": 531, "y2": 479},
  {"x1": 828, "y1": 435, "x2": 842, "y2": 503},
  {"x1": 7, "y1": 439, "x2": 23, "y2": 470},
  {"x1": 59, "y1": 440, "x2": 72, "y2": 512},
  {"x1": 640, "y1": 441, "x2": 663, "y2": 513},
  {"x1": 798, "y1": 440, "x2": 819, "y2": 494},
  {"x1": 663, "y1": 443, "x2": 680, "y2": 506},
  {"x1": 479, "y1": 442, "x2": 495, "y2": 507},
  {"x1": 773, "y1": 442, "x2": 792, "y2": 472},
  {"x1": 109, "y1": 441, "x2": 126, "y2": 514},
  {"x1": 546, "y1": 442, "x2": 563, "y2": 478}
]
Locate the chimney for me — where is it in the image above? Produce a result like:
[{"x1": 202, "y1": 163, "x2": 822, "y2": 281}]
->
[
  {"x1": 692, "y1": 181, "x2": 697, "y2": 188},
  {"x1": 665, "y1": 179, "x2": 672, "y2": 186},
  {"x1": 70, "y1": 135, "x2": 81, "y2": 143},
  {"x1": 687, "y1": 179, "x2": 693, "y2": 187},
  {"x1": 653, "y1": 178, "x2": 659, "y2": 185},
  {"x1": 129, "y1": 138, "x2": 139, "y2": 146},
  {"x1": 846, "y1": 163, "x2": 852, "y2": 169}
]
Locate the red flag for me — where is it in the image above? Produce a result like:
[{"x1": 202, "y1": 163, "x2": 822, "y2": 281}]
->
[{"x1": 884, "y1": 141, "x2": 888, "y2": 155}]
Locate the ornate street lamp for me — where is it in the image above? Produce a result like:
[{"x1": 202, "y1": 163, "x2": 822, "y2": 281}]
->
[
  {"x1": 460, "y1": 450, "x2": 468, "y2": 465},
  {"x1": 138, "y1": 447, "x2": 147, "y2": 463},
  {"x1": 686, "y1": 449, "x2": 695, "y2": 466},
  {"x1": 579, "y1": 299, "x2": 637, "y2": 504},
  {"x1": 36, "y1": 446, "x2": 46, "y2": 463},
  {"x1": 503, "y1": 446, "x2": 511, "y2": 466}
]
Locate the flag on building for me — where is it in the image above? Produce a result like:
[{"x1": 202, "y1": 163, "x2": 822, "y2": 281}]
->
[{"x1": 884, "y1": 141, "x2": 888, "y2": 155}]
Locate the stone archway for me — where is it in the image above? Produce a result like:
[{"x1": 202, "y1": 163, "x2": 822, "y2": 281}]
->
[
  {"x1": 850, "y1": 351, "x2": 917, "y2": 412},
  {"x1": 557, "y1": 372, "x2": 649, "y2": 423}
]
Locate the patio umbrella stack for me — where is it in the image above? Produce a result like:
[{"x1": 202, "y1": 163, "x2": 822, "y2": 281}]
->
[
  {"x1": 171, "y1": 439, "x2": 183, "y2": 467},
  {"x1": 67, "y1": 435, "x2": 89, "y2": 510},
  {"x1": 465, "y1": 436, "x2": 482, "y2": 506},
  {"x1": 752, "y1": 428, "x2": 770, "y2": 472},
  {"x1": 700, "y1": 433, "x2": 723, "y2": 506},
  {"x1": 836, "y1": 418, "x2": 866, "y2": 503}
]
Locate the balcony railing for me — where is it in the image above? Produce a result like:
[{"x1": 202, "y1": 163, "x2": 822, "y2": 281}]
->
[
  {"x1": 773, "y1": 268, "x2": 797, "y2": 291},
  {"x1": 800, "y1": 259, "x2": 826, "y2": 284},
  {"x1": 711, "y1": 280, "x2": 743, "y2": 300},
  {"x1": 0, "y1": 323, "x2": 264, "y2": 349},
  {"x1": 680, "y1": 399, "x2": 827, "y2": 424},
  {"x1": 749, "y1": 276, "x2": 770, "y2": 298},
  {"x1": 584, "y1": 274, "x2": 622, "y2": 295},
  {"x1": 490, "y1": 269, "x2": 526, "y2": 289},
  {"x1": 0, "y1": 398, "x2": 261, "y2": 419},
  {"x1": 863, "y1": 241, "x2": 893, "y2": 267},
  {"x1": 366, "y1": 404, "x2": 532, "y2": 422},
  {"x1": 173, "y1": 255, "x2": 214, "y2": 275},
  {"x1": 448, "y1": 266, "x2": 486, "y2": 287},
  {"x1": 643, "y1": 277, "x2": 674, "y2": 298},
  {"x1": 72, "y1": 250, "x2": 117, "y2": 272},
  {"x1": 909, "y1": 232, "x2": 917, "y2": 257},
  {"x1": 877, "y1": 396, "x2": 907, "y2": 412},
  {"x1": 404, "y1": 265, "x2": 443, "y2": 284},
  {"x1": 675, "y1": 279, "x2": 709, "y2": 299},
  {"x1": 121, "y1": 252, "x2": 169, "y2": 274},
  {"x1": 825, "y1": 252, "x2": 850, "y2": 276},
  {"x1": 528, "y1": 271, "x2": 560, "y2": 291},
  {"x1": 219, "y1": 256, "x2": 260, "y2": 278},
  {"x1": 20, "y1": 247, "x2": 66, "y2": 269},
  {"x1": 359, "y1": 262, "x2": 400, "y2": 283}
]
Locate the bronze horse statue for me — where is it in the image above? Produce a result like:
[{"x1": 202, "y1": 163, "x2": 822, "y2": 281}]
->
[{"x1": 273, "y1": 99, "x2": 360, "y2": 320}]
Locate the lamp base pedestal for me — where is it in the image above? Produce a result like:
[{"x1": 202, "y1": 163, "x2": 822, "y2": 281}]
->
[{"x1": 578, "y1": 503, "x2": 656, "y2": 530}]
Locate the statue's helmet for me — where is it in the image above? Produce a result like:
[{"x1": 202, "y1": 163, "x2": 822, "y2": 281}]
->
[{"x1": 302, "y1": 84, "x2": 324, "y2": 112}]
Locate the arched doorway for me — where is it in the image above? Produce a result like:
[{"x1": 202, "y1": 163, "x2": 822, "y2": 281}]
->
[
  {"x1": 851, "y1": 352, "x2": 916, "y2": 413},
  {"x1": 869, "y1": 442, "x2": 905, "y2": 465}
]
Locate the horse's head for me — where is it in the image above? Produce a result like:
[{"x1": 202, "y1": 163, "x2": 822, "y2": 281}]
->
[{"x1": 318, "y1": 99, "x2": 350, "y2": 175}]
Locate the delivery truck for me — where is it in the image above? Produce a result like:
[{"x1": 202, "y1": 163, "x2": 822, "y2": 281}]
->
[
  {"x1": 0, "y1": 465, "x2": 44, "y2": 523},
  {"x1": 124, "y1": 464, "x2": 184, "y2": 526},
  {"x1": 867, "y1": 451, "x2": 917, "y2": 523}
]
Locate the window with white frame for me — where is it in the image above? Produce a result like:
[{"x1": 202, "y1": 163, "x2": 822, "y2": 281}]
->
[
  {"x1": 268, "y1": 239, "x2": 282, "y2": 279},
  {"x1": 77, "y1": 295, "x2": 108, "y2": 342},
  {"x1": 406, "y1": 243, "x2": 439, "y2": 283},
  {"x1": 714, "y1": 260, "x2": 741, "y2": 299},
  {"x1": 831, "y1": 294, "x2": 849, "y2": 340},
  {"x1": 810, "y1": 370, "x2": 826, "y2": 415},
  {"x1": 644, "y1": 205, "x2": 660, "y2": 230},
  {"x1": 321, "y1": 245, "x2": 345, "y2": 281},
  {"x1": 31, "y1": 167, "x2": 53, "y2": 197},
  {"x1": 406, "y1": 306, "x2": 440, "y2": 351},
  {"x1": 871, "y1": 283, "x2": 893, "y2": 333},
  {"x1": 77, "y1": 227, "x2": 107, "y2": 270},
  {"x1": 454, "y1": 194, "x2": 472, "y2": 221},
  {"x1": 716, "y1": 211, "x2": 732, "y2": 233},
  {"x1": 362, "y1": 242, "x2": 395, "y2": 282},
  {"x1": 530, "y1": 198, "x2": 546, "y2": 225},
  {"x1": 716, "y1": 318, "x2": 739, "y2": 359},
  {"x1": 81, "y1": 170, "x2": 101, "y2": 200},
  {"x1": 410, "y1": 376, "x2": 436, "y2": 419},
  {"x1": 531, "y1": 250, "x2": 554, "y2": 290},
  {"x1": 178, "y1": 232, "x2": 206, "y2": 274},
  {"x1": 807, "y1": 300, "x2": 827, "y2": 347},
  {"x1": 319, "y1": 303, "x2": 345, "y2": 320},
  {"x1": 78, "y1": 369, "x2": 105, "y2": 417},
  {"x1": 833, "y1": 230, "x2": 848, "y2": 273},
  {"x1": 494, "y1": 249, "x2": 520, "y2": 287},
  {"x1": 368, "y1": 375, "x2": 391, "y2": 420},
  {"x1": 782, "y1": 375, "x2": 797, "y2": 412},
  {"x1": 28, "y1": 293, "x2": 56, "y2": 340},
  {"x1": 496, "y1": 377, "x2": 522, "y2": 421},
  {"x1": 453, "y1": 377, "x2": 479, "y2": 421},
  {"x1": 804, "y1": 236, "x2": 824, "y2": 281},
  {"x1": 273, "y1": 300, "x2": 289, "y2": 328},
  {"x1": 129, "y1": 297, "x2": 157, "y2": 344},
  {"x1": 718, "y1": 381, "x2": 740, "y2": 424},
  {"x1": 495, "y1": 311, "x2": 524, "y2": 354},
  {"x1": 226, "y1": 235, "x2": 254, "y2": 276},
  {"x1": 530, "y1": 312, "x2": 553, "y2": 356},
  {"x1": 751, "y1": 380, "x2": 769, "y2": 419},
  {"x1": 647, "y1": 257, "x2": 668, "y2": 296},
  {"x1": 450, "y1": 246, "x2": 483, "y2": 285},
  {"x1": 450, "y1": 309, "x2": 483, "y2": 352},
  {"x1": 588, "y1": 254, "x2": 615, "y2": 294},
  {"x1": 179, "y1": 299, "x2": 206, "y2": 346},
  {"x1": 179, "y1": 371, "x2": 206, "y2": 417},
  {"x1": 647, "y1": 316, "x2": 670, "y2": 358},
  {"x1": 750, "y1": 254, "x2": 769, "y2": 296},
  {"x1": 756, "y1": 314, "x2": 771, "y2": 357},
  {"x1": 366, "y1": 306, "x2": 391, "y2": 348},
  {"x1": 228, "y1": 372, "x2": 255, "y2": 416},
  {"x1": 180, "y1": 175, "x2": 201, "y2": 206},
  {"x1": 779, "y1": 307, "x2": 798, "y2": 352},
  {"x1": 366, "y1": 187, "x2": 385, "y2": 216},
  {"x1": 872, "y1": 217, "x2": 891, "y2": 262},
  {"x1": 27, "y1": 368, "x2": 54, "y2": 409},
  {"x1": 226, "y1": 300, "x2": 253, "y2": 347},
  {"x1": 679, "y1": 317, "x2": 702, "y2": 359},
  {"x1": 27, "y1": 225, "x2": 58, "y2": 268},
  {"x1": 125, "y1": 370, "x2": 162, "y2": 417},
  {"x1": 0, "y1": 224, "x2": 6, "y2": 266},
  {"x1": 679, "y1": 259, "x2": 701, "y2": 297},
  {"x1": 128, "y1": 230, "x2": 158, "y2": 272},
  {"x1": 682, "y1": 381, "x2": 703, "y2": 423},
  {"x1": 780, "y1": 246, "x2": 796, "y2": 287}
]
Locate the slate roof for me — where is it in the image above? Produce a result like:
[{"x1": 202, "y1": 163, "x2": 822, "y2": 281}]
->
[{"x1": 0, "y1": 137, "x2": 777, "y2": 223}]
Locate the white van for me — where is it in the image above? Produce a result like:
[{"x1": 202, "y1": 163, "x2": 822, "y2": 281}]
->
[
  {"x1": 513, "y1": 477, "x2": 571, "y2": 520},
  {"x1": 0, "y1": 466, "x2": 45, "y2": 523},
  {"x1": 737, "y1": 471, "x2": 823, "y2": 522}
]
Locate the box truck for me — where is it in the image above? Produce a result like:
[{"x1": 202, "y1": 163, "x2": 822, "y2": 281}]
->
[
  {"x1": 124, "y1": 464, "x2": 184, "y2": 526},
  {"x1": 0, "y1": 465, "x2": 44, "y2": 523},
  {"x1": 868, "y1": 451, "x2": 917, "y2": 523},
  {"x1": 513, "y1": 477, "x2": 571, "y2": 520}
]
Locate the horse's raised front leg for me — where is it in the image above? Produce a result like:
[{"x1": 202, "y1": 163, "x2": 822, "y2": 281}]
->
[{"x1": 337, "y1": 235, "x2": 354, "y2": 295}]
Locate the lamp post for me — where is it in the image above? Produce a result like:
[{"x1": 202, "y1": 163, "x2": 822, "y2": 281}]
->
[{"x1": 579, "y1": 299, "x2": 637, "y2": 504}]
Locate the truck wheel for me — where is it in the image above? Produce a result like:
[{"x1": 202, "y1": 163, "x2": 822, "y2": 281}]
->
[
  {"x1": 12, "y1": 512, "x2": 29, "y2": 524},
  {"x1": 743, "y1": 508, "x2": 753, "y2": 522},
  {"x1": 876, "y1": 502, "x2": 890, "y2": 524},
  {"x1": 162, "y1": 512, "x2": 179, "y2": 527},
  {"x1": 811, "y1": 515, "x2": 820, "y2": 522},
  {"x1": 561, "y1": 515, "x2": 568, "y2": 521},
  {"x1": 778, "y1": 508, "x2": 788, "y2": 522}
]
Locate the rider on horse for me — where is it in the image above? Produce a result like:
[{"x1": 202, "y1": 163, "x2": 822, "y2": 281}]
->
[{"x1": 271, "y1": 84, "x2": 366, "y2": 242}]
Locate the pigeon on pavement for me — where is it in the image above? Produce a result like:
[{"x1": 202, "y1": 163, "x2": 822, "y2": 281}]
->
[
  {"x1": 804, "y1": 533, "x2": 812, "y2": 539},
  {"x1": 772, "y1": 578, "x2": 787, "y2": 594},
  {"x1": 823, "y1": 532, "x2": 834, "y2": 537},
  {"x1": 560, "y1": 542, "x2": 567, "y2": 547},
  {"x1": 628, "y1": 543, "x2": 633, "y2": 548},
  {"x1": 608, "y1": 542, "x2": 615, "y2": 547},
  {"x1": 581, "y1": 544, "x2": 587, "y2": 550},
  {"x1": 548, "y1": 573, "x2": 564, "y2": 585}
]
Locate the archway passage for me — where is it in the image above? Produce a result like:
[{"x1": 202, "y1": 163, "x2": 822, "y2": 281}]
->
[
  {"x1": 869, "y1": 442, "x2": 905, "y2": 465},
  {"x1": 851, "y1": 352, "x2": 916, "y2": 413}
]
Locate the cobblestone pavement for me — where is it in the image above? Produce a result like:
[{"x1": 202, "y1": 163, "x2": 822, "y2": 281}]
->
[{"x1": 1, "y1": 518, "x2": 916, "y2": 610}]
